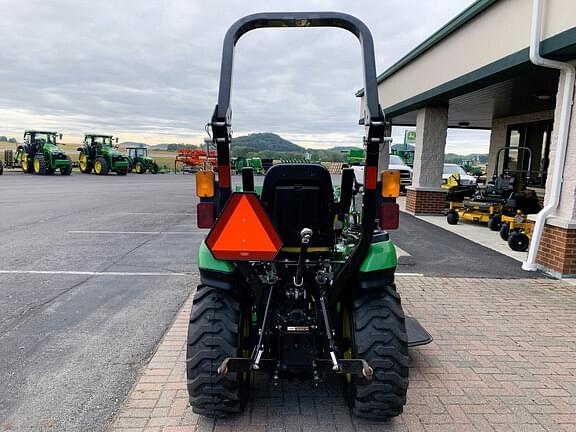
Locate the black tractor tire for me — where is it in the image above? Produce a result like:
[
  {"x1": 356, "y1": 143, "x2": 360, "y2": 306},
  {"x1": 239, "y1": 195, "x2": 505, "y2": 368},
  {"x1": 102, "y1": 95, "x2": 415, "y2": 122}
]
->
[
  {"x1": 186, "y1": 285, "x2": 245, "y2": 417},
  {"x1": 0, "y1": 161, "x2": 3, "y2": 175},
  {"x1": 60, "y1": 160, "x2": 72, "y2": 176},
  {"x1": 20, "y1": 152, "x2": 33, "y2": 173},
  {"x1": 487, "y1": 215, "x2": 501, "y2": 231},
  {"x1": 446, "y1": 210, "x2": 459, "y2": 225},
  {"x1": 33, "y1": 154, "x2": 47, "y2": 175},
  {"x1": 151, "y1": 163, "x2": 159, "y2": 174},
  {"x1": 94, "y1": 157, "x2": 109, "y2": 175},
  {"x1": 348, "y1": 286, "x2": 409, "y2": 419},
  {"x1": 78, "y1": 152, "x2": 92, "y2": 174},
  {"x1": 499, "y1": 223, "x2": 510, "y2": 241},
  {"x1": 508, "y1": 231, "x2": 529, "y2": 252}
]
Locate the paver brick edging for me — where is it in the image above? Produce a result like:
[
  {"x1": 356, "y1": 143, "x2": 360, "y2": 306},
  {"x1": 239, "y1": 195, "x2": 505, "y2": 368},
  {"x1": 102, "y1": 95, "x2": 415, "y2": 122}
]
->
[{"x1": 109, "y1": 275, "x2": 576, "y2": 432}]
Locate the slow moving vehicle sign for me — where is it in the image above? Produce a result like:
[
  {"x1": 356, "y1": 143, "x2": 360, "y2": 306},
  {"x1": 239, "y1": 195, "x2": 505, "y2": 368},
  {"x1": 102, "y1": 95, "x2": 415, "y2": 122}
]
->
[{"x1": 205, "y1": 193, "x2": 282, "y2": 260}]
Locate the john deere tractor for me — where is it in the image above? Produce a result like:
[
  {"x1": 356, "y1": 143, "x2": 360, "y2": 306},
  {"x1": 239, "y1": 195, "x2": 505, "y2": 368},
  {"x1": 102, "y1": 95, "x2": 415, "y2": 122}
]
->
[
  {"x1": 15, "y1": 130, "x2": 72, "y2": 175},
  {"x1": 126, "y1": 146, "x2": 159, "y2": 174},
  {"x1": 187, "y1": 13, "x2": 431, "y2": 420},
  {"x1": 78, "y1": 134, "x2": 129, "y2": 175}
]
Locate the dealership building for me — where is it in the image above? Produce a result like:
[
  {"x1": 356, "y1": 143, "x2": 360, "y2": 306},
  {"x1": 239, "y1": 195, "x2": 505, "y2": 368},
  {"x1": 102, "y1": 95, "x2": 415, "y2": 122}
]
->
[{"x1": 358, "y1": 0, "x2": 576, "y2": 277}]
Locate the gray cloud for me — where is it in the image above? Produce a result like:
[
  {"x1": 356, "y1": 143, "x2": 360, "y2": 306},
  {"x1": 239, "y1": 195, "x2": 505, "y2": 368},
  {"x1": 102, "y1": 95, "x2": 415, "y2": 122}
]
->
[{"x1": 0, "y1": 0, "x2": 484, "y2": 150}]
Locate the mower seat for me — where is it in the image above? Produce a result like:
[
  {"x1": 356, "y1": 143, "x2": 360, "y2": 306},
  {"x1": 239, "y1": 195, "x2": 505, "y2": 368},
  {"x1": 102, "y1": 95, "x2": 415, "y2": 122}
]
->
[{"x1": 260, "y1": 164, "x2": 335, "y2": 248}]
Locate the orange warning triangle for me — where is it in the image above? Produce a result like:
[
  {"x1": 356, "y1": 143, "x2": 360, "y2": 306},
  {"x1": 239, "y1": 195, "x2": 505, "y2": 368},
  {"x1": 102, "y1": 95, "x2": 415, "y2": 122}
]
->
[{"x1": 206, "y1": 193, "x2": 282, "y2": 260}]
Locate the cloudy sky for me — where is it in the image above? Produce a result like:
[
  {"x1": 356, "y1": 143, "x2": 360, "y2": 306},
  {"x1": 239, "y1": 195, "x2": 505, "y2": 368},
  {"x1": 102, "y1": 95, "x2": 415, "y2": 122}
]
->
[{"x1": 0, "y1": 0, "x2": 489, "y2": 153}]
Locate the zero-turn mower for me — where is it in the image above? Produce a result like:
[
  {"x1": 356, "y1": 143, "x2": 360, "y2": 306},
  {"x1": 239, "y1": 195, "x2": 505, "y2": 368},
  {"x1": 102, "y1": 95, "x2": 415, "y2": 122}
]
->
[
  {"x1": 499, "y1": 211, "x2": 535, "y2": 252},
  {"x1": 15, "y1": 130, "x2": 72, "y2": 175},
  {"x1": 78, "y1": 134, "x2": 129, "y2": 175},
  {"x1": 186, "y1": 12, "x2": 432, "y2": 420},
  {"x1": 446, "y1": 147, "x2": 540, "y2": 230}
]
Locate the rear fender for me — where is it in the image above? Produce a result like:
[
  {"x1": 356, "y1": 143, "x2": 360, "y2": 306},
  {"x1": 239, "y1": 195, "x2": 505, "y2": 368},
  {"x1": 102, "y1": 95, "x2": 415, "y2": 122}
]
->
[
  {"x1": 358, "y1": 239, "x2": 397, "y2": 289},
  {"x1": 198, "y1": 241, "x2": 236, "y2": 290}
]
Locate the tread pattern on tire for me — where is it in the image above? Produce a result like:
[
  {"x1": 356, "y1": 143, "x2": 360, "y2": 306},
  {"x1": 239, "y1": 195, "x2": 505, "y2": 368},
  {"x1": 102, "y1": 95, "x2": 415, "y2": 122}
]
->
[
  {"x1": 34, "y1": 154, "x2": 47, "y2": 175},
  {"x1": 349, "y1": 285, "x2": 409, "y2": 419},
  {"x1": 186, "y1": 285, "x2": 243, "y2": 417},
  {"x1": 95, "y1": 157, "x2": 109, "y2": 175}
]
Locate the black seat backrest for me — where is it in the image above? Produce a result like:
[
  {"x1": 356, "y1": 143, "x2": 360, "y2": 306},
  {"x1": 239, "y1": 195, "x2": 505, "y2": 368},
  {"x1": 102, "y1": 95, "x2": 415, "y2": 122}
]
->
[{"x1": 260, "y1": 164, "x2": 334, "y2": 247}]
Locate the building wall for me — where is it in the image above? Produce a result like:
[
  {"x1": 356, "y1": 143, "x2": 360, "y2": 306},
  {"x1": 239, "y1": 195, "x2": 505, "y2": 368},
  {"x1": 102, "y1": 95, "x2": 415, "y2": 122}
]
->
[
  {"x1": 544, "y1": 61, "x2": 576, "y2": 227},
  {"x1": 373, "y1": 0, "x2": 576, "y2": 111},
  {"x1": 486, "y1": 110, "x2": 554, "y2": 180}
]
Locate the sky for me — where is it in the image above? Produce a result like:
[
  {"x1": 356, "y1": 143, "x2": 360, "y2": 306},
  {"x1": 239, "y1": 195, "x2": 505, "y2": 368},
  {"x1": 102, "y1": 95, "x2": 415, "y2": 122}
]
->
[{"x1": 0, "y1": 0, "x2": 490, "y2": 154}]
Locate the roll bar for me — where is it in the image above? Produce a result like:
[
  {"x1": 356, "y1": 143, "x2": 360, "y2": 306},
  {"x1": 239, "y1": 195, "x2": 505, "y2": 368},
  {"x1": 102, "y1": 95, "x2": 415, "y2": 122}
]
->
[
  {"x1": 209, "y1": 13, "x2": 386, "y2": 307},
  {"x1": 210, "y1": 12, "x2": 385, "y2": 207}
]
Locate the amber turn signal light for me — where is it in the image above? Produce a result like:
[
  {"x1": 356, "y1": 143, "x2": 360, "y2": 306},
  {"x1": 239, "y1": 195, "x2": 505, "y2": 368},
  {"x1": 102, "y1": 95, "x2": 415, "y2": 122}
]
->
[
  {"x1": 381, "y1": 170, "x2": 401, "y2": 198},
  {"x1": 195, "y1": 170, "x2": 215, "y2": 198}
]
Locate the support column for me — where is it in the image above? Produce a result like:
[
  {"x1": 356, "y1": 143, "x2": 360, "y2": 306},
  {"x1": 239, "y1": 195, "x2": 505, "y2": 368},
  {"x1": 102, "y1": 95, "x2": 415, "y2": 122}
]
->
[
  {"x1": 406, "y1": 106, "x2": 448, "y2": 214},
  {"x1": 535, "y1": 63, "x2": 576, "y2": 277}
]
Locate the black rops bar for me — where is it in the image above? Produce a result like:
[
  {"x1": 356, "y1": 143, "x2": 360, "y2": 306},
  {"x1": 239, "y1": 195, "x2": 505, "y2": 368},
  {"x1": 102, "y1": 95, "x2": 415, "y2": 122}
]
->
[{"x1": 209, "y1": 12, "x2": 387, "y2": 308}]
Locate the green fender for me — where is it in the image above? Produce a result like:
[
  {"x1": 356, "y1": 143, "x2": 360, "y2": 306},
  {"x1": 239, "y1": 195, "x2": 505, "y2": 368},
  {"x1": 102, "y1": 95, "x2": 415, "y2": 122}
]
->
[
  {"x1": 359, "y1": 240, "x2": 398, "y2": 272},
  {"x1": 198, "y1": 241, "x2": 234, "y2": 272}
]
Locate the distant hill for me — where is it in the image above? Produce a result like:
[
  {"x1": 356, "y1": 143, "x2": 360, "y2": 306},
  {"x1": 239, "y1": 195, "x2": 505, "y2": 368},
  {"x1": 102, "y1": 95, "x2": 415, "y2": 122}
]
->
[
  {"x1": 445, "y1": 153, "x2": 488, "y2": 164},
  {"x1": 231, "y1": 133, "x2": 303, "y2": 153}
]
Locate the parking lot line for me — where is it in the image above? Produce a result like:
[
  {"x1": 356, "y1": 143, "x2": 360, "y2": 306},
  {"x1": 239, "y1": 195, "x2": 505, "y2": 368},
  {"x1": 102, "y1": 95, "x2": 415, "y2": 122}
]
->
[
  {"x1": 120, "y1": 212, "x2": 196, "y2": 216},
  {"x1": 0, "y1": 270, "x2": 192, "y2": 276},
  {"x1": 68, "y1": 230, "x2": 202, "y2": 235}
]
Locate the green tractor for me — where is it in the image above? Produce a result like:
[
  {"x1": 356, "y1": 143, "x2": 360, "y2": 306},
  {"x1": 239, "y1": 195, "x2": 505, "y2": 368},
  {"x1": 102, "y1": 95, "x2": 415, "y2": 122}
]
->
[
  {"x1": 15, "y1": 130, "x2": 72, "y2": 175},
  {"x1": 126, "y1": 146, "x2": 159, "y2": 174},
  {"x1": 78, "y1": 134, "x2": 129, "y2": 175},
  {"x1": 187, "y1": 13, "x2": 431, "y2": 420},
  {"x1": 234, "y1": 156, "x2": 265, "y2": 175},
  {"x1": 342, "y1": 148, "x2": 365, "y2": 166}
]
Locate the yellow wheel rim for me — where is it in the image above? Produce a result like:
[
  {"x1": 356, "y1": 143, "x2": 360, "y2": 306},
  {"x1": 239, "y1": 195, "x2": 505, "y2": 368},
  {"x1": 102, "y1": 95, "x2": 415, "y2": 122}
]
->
[
  {"x1": 94, "y1": 160, "x2": 101, "y2": 174},
  {"x1": 135, "y1": 163, "x2": 141, "y2": 173},
  {"x1": 79, "y1": 155, "x2": 87, "y2": 171},
  {"x1": 34, "y1": 158, "x2": 40, "y2": 173},
  {"x1": 21, "y1": 154, "x2": 28, "y2": 172}
]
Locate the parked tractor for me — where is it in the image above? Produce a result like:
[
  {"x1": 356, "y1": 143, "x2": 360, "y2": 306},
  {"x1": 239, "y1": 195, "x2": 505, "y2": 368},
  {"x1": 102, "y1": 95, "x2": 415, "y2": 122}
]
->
[
  {"x1": 78, "y1": 134, "x2": 129, "y2": 175},
  {"x1": 126, "y1": 146, "x2": 159, "y2": 174},
  {"x1": 186, "y1": 12, "x2": 431, "y2": 420},
  {"x1": 15, "y1": 130, "x2": 72, "y2": 175},
  {"x1": 234, "y1": 156, "x2": 265, "y2": 175}
]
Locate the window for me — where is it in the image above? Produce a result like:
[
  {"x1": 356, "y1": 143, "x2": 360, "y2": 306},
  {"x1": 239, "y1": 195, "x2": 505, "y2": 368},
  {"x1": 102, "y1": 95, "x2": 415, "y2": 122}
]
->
[{"x1": 505, "y1": 121, "x2": 552, "y2": 186}]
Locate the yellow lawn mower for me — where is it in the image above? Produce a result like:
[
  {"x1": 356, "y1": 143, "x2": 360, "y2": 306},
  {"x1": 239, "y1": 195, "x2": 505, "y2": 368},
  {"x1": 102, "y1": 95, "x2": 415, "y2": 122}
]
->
[{"x1": 446, "y1": 147, "x2": 540, "y2": 231}]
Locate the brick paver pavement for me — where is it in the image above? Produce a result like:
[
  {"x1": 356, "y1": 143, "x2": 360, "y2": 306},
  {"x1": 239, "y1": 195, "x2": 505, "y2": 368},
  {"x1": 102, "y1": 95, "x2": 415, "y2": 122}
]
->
[{"x1": 108, "y1": 275, "x2": 576, "y2": 432}]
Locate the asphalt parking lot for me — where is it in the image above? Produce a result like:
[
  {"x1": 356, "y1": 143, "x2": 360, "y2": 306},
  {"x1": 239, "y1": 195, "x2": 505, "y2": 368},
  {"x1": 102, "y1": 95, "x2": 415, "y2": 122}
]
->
[
  {"x1": 0, "y1": 171, "x2": 553, "y2": 432},
  {"x1": 0, "y1": 172, "x2": 199, "y2": 431}
]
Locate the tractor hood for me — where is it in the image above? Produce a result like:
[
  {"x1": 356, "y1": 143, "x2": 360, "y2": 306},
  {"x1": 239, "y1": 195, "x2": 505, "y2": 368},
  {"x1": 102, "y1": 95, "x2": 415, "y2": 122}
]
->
[
  {"x1": 44, "y1": 143, "x2": 67, "y2": 157},
  {"x1": 100, "y1": 145, "x2": 127, "y2": 158}
]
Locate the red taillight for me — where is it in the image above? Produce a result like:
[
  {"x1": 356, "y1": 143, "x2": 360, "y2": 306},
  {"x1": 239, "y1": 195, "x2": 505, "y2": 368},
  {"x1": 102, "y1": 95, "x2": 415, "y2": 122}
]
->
[
  {"x1": 197, "y1": 202, "x2": 216, "y2": 228},
  {"x1": 379, "y1": 202, "x2": 399, "y2": 230}
]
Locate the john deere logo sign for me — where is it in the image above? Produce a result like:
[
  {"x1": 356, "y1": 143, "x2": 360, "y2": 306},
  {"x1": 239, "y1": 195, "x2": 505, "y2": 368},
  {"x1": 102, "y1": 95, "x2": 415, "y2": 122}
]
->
[{"x1": 404, "y1": 130, "x2": 416, "y2": 145}]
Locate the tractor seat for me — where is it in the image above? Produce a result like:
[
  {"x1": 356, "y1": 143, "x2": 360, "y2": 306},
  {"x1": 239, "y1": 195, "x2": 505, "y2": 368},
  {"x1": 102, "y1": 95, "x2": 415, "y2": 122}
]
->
[
  {"x1": 260, "y1": 164, "x2": 335, "y2": 248},
  {"x1": 492, "y1": 175, "x2": 516, "y2": 193}
]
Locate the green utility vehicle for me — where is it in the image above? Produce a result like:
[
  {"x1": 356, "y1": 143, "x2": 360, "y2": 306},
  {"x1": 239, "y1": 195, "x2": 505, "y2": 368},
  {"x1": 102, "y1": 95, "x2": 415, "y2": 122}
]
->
[
  {"x1": 78, "y1": 134, "x2": 129, "y2": 175},
  {"x1": 235, "y1": 156, "x2": 265, "y2": 174},
  {"x1": 16, "y1": 130, "x2": 72, "y2": 175},
  {"x1": 342, "y1": 148, "x2": 365, "y2": 166},
  {"x1": 187, "y1": 12, "x2": 431, "y2": 421},
  {"x1": 126, "y1": 146, "x2": 159, "y2": 174}
]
